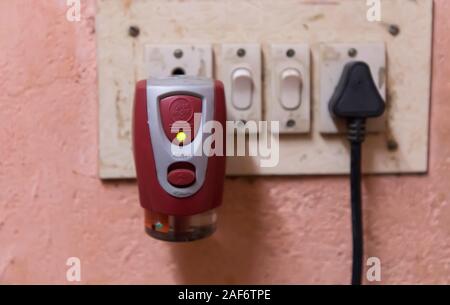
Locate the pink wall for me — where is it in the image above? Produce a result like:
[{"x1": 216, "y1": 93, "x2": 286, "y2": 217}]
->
[{"x1": 0, "y1": 0, "x2": 449, "y2": 284}]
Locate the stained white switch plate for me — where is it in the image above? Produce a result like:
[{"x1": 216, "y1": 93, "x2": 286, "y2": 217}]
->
[
  {"x1": 319, "y1": 43, "x2": 386, "y2": 134},
  {"x1": 265, "y1": 44, "x2": 311, "y2": 134},
  {"x1": 217, "y1": 44, "x2": 262, "y2": 131},
  {"x1": 97, "y1": 0, "x2": 432, "y2": 178},
  {"x1": 144, "y1": 44, "x2": 213, "y2": 78}
]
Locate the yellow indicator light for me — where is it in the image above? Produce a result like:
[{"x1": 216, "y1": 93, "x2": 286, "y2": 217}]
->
[{"x1": 176, "y1": 131, "x2": 187, "y2": 143}]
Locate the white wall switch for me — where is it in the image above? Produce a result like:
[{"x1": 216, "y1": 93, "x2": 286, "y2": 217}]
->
[
  {"x1": 319, "y1": 43, "x2": 387, "y2": 134},
  {"x1": 265, "y1": 44, "x2": 311, "y2": 133},
  {"x1": 144, "y1": 44, "x2": 213, "y2": 78},
  {"x1": 217, "y1": 44, "x2": 262, "y2": 130}
]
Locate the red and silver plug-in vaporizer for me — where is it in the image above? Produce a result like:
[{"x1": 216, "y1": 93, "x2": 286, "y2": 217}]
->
[{"x1": 133, "y1": 77, "x2": 226, "y2": 242}]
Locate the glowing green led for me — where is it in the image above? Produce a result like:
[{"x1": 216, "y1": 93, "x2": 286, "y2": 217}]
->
[{"x1": 155, "y1": 222, "x2": 163, "y2": 230}]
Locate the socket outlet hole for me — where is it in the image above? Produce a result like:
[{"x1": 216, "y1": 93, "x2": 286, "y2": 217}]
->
[{"x1": 172, "y1": 67, "x2": 186, "y2": 76}]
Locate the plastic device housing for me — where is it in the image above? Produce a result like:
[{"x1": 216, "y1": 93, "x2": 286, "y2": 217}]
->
[{"x1": 133, "y1": 77, "x2": 226, "y2": 242}]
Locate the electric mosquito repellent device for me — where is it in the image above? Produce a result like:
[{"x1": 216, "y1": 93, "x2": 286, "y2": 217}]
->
[{"x1": 133, "y1": 77, "x2": 226, "y2": 242}]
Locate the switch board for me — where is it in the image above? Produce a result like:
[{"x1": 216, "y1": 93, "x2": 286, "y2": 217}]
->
[{"x1": 97, "y1": 0, "x2": 432, "y2": 178}]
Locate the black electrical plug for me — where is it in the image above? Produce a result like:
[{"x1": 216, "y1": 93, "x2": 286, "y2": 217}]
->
[
  {"x1": 329, "y1": 61, "x2": 385, "y2": 143},
  {"x1": 329, "y1": 62, "x2": 385, "y2": 120},
  {"x1": 329, "y1": 61, "x2": 385, "y2": 285}
]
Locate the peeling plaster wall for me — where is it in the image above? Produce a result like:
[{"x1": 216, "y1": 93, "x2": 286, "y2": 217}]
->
[{"x1": 0, "y1": 0, "x2": 449, "y2": 284}]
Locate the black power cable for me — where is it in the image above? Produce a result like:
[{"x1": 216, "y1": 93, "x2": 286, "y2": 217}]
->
[
  {"x1": 329, "y1": 62, "x2": 385, "y2": 285},
  {"x1": 348, "y1": 119, "x2": 365, "y2": 285}
]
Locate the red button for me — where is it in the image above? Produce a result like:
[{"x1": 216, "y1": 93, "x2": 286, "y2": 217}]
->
[
  {"x1": 159, "y1": 95, "x2": 202, "y2": 144},
  {"x1": 167, "y1": 169, "x2": 196, "y2": 188}
]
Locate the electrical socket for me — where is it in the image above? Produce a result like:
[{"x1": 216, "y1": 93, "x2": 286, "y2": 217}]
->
[
  {"x1": 144, "y1": 44, "x2": 213, "y2": 78},
  {"x1": 318, "y1": 43, "x2": 387, "y2": 134}
]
